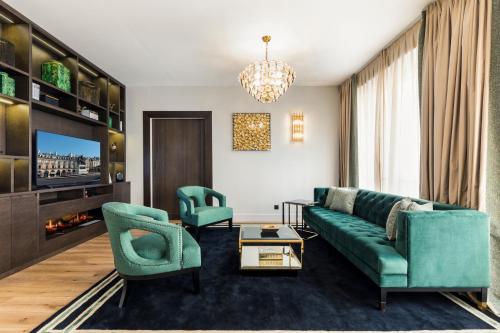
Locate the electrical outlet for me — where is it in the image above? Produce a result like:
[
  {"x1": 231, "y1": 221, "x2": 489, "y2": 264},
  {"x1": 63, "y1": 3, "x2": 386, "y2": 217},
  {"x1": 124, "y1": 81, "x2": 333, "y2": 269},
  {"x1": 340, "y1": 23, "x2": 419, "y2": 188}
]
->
[{"x1": 274, "y1": 204, "x2": 279, "y2": 210}]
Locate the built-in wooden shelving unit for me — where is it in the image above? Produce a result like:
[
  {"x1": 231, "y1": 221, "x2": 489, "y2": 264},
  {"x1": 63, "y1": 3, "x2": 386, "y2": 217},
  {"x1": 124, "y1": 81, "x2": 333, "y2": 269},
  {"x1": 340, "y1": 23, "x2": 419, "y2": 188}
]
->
[{"x1": 0, "y1": 0, "x2": 130, "y2": 279}]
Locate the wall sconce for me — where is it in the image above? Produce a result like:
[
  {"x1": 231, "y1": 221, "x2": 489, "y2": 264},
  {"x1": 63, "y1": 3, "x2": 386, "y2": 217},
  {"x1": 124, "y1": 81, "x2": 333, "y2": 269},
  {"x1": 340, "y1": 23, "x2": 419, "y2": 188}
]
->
[{"x1": 291, "y1": 112, "x2": 304, "y2": 142}]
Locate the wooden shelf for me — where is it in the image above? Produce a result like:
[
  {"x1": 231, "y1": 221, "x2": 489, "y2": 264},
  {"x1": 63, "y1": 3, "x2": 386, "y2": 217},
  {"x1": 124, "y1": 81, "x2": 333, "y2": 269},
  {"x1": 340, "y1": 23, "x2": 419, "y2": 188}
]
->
[
  {"x1": 32, "y1": 77, "x2": 77, "y2": 98},
  {"x1": 0, "y1": 60, "x2": 29, "y2": 77},
  {"x1": 0, "y1": 155, "x2": 29, "y2": 160},
  {"x1": 35, "y1": 183, "x2": 112, "y2": 194},
  {"x1": 0, "y1": 92, "x2": 29, "y2": 105},
  {"x1": 0, "y1": 1, "x2": 128, "y2": 278},
  {"x1": 32, "y1": 99, "x2": 107, "y2": 126},
  {"x1": 78, "y1": 97, "x2": 107, "y2": 111}
]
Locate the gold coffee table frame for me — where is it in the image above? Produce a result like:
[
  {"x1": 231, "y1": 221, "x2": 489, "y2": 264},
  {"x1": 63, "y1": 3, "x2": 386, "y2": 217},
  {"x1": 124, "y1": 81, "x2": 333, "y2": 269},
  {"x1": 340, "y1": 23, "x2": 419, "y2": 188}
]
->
[{"x1": 238, "y1": 224, "x2": 304, "y2": 270}]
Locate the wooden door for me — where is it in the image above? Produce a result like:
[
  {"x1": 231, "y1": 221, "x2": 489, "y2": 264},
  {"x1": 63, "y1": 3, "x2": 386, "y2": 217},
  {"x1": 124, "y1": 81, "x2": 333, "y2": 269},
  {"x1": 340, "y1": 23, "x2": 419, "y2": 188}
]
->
[
  {"x1": 11, "y1": 194, "x2": 37, "y2": 267},
  {"x1": 144, "y1": 112, "x2": 212, "y2": 219},
  {"x1": 0, "y1": 197, "x2": 11, "y2": 273}
]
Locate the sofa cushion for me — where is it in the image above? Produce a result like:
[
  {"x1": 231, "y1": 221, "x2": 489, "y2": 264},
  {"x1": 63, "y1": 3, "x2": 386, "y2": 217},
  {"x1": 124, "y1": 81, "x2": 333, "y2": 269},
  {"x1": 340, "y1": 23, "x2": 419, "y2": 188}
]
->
[
  {"x1": 324, "y1": 186, "x2": 337, "y2": 208},
  {"x1": 353, "y1": 190, "x2": 403, "y2": 227},
  {"x1": 305, "y1": 206, "x2": 407, "y2": 275},
  {"x1": 330, "y1": 187, "x2": 358, "y2": 214}
]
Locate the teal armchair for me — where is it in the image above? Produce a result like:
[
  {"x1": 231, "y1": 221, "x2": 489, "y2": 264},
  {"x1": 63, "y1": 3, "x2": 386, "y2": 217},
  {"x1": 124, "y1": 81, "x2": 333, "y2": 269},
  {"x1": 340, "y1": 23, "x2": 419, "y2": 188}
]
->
[
  {"x1": 177, "y1": 186, "x2": 233, "y2": 241},
  {"x1": 102, "y1": 202, "x2": 201, "y2": 308}
]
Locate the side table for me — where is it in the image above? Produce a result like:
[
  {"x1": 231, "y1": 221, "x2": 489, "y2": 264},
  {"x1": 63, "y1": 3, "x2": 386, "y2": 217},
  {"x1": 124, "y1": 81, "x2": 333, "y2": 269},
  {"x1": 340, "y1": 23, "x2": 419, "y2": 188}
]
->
[{"x1": 282, "y1": 199, "x2": 317, "y2": 239}]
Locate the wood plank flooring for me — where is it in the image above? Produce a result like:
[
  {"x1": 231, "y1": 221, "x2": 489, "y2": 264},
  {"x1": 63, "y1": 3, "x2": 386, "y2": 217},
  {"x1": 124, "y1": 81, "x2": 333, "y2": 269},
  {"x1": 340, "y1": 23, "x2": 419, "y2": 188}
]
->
[
  {"x1": 0, "y1": 222, "x2": 265, "y2": 332},
  {"x1": 0, "y1": 234, "x2": 114, "y2": 333}
]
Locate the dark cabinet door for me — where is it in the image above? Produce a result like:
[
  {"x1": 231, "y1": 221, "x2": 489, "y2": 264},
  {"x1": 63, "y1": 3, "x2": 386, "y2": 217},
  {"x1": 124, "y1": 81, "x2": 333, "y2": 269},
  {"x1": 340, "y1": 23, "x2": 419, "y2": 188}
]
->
[
  {"x1": 0, "y1": 197, "x2": 11, "y2": 273},
  {"x1": 11, "y1": 194, "x2": 37, "y2": 267},
  {"x1": 113, "y1": 182, "x2": 130, "y2": 203}
]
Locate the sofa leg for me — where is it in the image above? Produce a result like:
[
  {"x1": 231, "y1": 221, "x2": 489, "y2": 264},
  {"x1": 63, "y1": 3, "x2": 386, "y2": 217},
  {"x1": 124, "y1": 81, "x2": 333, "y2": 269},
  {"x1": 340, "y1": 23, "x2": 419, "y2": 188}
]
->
[
  {"x1": 119, "y1": 279, "x2": 128, "y2": 308},
  {"x1": 192, "y1": 270, "x2": 200, "y2": 294},
  {"x1": 228, "y1": 218, "x2": 233, "y2": 232},
  {"x1": 379, "y1": 288, "x2": 387, "y2": 311},
  {"x1": 478, "y1": 288, "x2": 488, "y2": 311}
]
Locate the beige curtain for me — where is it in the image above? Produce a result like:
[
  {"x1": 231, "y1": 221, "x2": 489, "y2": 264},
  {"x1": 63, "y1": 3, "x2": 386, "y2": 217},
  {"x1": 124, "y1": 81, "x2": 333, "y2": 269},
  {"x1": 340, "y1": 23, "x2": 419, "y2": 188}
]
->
[
  {"x1": 339, "y1": 80, "x2": 352, "y2": 187},
  {"x1": 420, "y1": 0, "x2": 491, "y2": 209},
  {"x1": 357, "y1": 23, "x2": 421, "y2": 196}
]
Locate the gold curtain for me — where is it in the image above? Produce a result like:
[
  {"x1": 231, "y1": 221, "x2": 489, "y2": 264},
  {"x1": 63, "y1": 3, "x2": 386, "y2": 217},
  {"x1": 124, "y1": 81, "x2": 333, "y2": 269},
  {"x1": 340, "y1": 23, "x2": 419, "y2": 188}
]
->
[
  {"x1": 420, "y1": 0, "x2": 491, "y2": 209},
  {"x1": 339, "y1": 79, "x2": 352, "y2": 187}
]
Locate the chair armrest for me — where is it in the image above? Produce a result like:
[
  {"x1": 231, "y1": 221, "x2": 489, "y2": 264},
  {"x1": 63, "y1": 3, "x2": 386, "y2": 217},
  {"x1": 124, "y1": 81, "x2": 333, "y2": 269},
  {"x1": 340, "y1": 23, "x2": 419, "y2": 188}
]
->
[
  {"x1": 120, "y1": 215, "x2": 183, "y2": 266},
  {"x1": 128, "y1": 204, "x2": 169, "y2": 222},
  {"x1": 177, "y1": 190, "x2": 195, "y2": 219},
  {"x1": 205, "y1": 189, "x2": 226, "y2": 207},
  {"x1": 395, "y1": 210, "x2": 490, "y2": 288}
]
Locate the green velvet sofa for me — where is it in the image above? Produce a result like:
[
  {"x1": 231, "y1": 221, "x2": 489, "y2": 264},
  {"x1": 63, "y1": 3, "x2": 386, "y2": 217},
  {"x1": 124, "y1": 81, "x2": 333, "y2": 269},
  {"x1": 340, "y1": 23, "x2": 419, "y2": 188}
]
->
[{"x1": 303, "y1": 188, "x2": 490, "y2": 310}]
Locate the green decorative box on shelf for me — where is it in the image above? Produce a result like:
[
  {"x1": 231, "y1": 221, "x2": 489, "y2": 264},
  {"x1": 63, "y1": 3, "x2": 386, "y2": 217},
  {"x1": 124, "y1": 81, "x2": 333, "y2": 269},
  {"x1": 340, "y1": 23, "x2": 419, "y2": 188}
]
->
[
  {"x1": 41, "y1": 61, "x2": 71, "y2": 92},
  {"x1": 0, "y1": 72, "x2": 15, "y2": 97}
]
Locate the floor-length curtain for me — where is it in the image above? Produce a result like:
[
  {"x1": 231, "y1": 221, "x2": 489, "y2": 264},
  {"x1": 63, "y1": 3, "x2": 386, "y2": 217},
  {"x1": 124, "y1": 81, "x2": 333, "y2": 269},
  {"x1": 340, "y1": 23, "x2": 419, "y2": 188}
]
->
[
  {"x1": 357, "y1": 65, "x2": 381, "y2": 191},
  {"x1": 382, "y1": 27, "x2": 421, "y2": 197},
  {"x1": 357, "y1": 23, "x2": 421, "y2": 196},
  {"x1": 339, "y1": 79, "x2": 353, "y2": 187},
  {"x1": 487, "y1": 0, "x2": 500, "y2": 316},
  {"x1": 339, "y1": 76, "x2": 359, "y2": 187},
  {"x1": 420, "y1": 0, "x2": 491, "y2": 210}
]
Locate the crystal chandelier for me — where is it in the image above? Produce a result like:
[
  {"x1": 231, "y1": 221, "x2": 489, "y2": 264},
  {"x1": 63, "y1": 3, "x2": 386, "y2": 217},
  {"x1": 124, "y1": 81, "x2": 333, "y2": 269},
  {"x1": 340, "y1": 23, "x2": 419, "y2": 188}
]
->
[{"x1": 239, "y1": 35, "x2": 296, "y2": 103}]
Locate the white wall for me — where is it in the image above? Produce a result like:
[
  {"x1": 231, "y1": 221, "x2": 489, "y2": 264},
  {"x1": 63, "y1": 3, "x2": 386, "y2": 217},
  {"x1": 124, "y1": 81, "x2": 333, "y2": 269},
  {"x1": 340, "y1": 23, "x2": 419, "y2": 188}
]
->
[{"x1": 126, "y1": 86, "x2": 339, "y2": 221}]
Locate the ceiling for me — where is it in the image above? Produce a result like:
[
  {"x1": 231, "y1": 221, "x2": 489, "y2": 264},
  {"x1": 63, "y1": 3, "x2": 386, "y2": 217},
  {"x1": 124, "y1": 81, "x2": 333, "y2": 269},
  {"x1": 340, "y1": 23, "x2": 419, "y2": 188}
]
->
[{"x1": 6, "y1": 0, "x2": 431, "y2": 87}]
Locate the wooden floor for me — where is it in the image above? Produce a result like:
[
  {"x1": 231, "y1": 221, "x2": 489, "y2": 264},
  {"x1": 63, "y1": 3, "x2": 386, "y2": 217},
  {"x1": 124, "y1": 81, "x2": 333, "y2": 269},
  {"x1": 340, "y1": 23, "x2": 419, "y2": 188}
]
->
[{"x1": 0, "y1": 234, "x2": 115, "y2": 333}]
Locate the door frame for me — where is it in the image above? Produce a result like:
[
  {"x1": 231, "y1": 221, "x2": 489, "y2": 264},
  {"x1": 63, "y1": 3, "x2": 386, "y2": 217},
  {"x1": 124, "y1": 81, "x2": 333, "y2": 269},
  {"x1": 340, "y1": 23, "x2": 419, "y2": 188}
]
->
[{"x1": 143, "y1": 111, "x2": 213, "y2": 207}]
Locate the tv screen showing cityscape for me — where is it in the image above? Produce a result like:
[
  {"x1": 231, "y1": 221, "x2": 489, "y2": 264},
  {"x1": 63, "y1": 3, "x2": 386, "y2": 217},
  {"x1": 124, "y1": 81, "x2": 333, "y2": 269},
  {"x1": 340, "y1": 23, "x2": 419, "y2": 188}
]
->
[{"x1": 36, "y1": 131, "x2": 101, "y2": 186}]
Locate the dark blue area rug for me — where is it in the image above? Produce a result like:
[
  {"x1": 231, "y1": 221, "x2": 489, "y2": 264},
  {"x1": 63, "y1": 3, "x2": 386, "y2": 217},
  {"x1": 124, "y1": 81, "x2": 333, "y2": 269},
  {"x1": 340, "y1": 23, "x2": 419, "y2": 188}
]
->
[{"x1": 33, "y1": 227, "x2": 499, "y2": 332}]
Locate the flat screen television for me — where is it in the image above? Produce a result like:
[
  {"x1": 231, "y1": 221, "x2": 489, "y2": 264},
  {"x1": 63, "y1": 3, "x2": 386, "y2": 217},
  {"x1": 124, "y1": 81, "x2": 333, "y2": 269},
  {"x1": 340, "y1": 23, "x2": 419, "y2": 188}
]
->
[{"x1": 35, "y1": 130, "x2": 101, "y2": 187}]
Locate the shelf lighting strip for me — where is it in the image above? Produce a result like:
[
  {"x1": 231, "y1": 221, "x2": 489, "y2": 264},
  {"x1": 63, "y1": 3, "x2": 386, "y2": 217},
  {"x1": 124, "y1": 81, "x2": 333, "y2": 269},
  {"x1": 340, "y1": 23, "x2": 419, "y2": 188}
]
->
[
  {"x1": 0, "y1": 97, "x2": 14, "y2": 105},
  {"x1": 32, "y1": 34, "x2": 67, "y2": 57},
  {"x1": 0, "y1": 12, "x2": 14, "y2": 24},
  {"x1": 78, "y1": 63, "x2": 99, "y2": 77}
]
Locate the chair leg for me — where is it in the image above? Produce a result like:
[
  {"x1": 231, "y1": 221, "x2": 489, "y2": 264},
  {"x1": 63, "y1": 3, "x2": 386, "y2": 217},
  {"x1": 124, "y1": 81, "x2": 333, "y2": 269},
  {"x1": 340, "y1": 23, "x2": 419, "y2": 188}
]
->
[
  {"x1": 119, "y1": 279, "x2": 128, "y2": 308},
  {"x1": 192, "y1": 270, "x2": 200, "y2": 294},
  {"x1": 379, "y1": 288, "x2": 387, "y2": 311},
  {"x1": 194, "y1": 227, "x2": 200, "y2": 242},
  {"x1": 228, "y1": 218, "x2": 233, "y2": 232}
]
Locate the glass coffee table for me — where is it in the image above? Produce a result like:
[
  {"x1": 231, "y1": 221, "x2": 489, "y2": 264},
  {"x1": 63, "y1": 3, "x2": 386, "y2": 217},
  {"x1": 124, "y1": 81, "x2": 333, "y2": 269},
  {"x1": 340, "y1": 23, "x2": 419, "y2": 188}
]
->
[{"x1": 238, "y1": 224, "x2": 304, "y2": 271}]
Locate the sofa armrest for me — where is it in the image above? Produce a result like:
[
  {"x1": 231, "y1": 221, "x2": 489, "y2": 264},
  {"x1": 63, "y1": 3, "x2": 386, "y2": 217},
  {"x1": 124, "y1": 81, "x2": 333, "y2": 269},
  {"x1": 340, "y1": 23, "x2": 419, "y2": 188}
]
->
[
  {"x1": 314, "y1": 187, "x2": 329, "y2": 206},
  {"x1": 395, "y1": 210, "x2": 490, "y2": 288}
]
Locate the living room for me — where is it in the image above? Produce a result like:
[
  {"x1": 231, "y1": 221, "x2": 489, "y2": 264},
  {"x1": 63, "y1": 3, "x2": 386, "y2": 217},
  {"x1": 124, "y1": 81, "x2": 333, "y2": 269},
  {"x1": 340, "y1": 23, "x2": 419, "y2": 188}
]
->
[{"x1": 0, "y1": 0, "x2": 499, "y2": 332}]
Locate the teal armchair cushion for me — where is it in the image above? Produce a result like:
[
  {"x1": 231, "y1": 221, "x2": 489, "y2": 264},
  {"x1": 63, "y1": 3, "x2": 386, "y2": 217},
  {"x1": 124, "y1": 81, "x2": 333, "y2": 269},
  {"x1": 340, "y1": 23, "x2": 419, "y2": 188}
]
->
[
  {"x1": 177, "y1": 186, "x2": 233, "y2": 227},
  {"x1": 102, "y1": 202, "x2": 201, "y2": 277}
]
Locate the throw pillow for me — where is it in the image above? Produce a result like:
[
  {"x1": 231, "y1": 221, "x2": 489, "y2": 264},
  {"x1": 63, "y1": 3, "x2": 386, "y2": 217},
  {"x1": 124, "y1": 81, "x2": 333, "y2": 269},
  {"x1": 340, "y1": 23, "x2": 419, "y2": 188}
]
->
[
  {"x1": 385, "y1": 198, "x2": 432, "y2": 241},
  {"x1": 329, "y1": 187, "x2": 358, "y2": 215},
  {"x1": 324, "y1": 186, "x2": 337, "y2": 208},
  {"x1": 407, "y1": 201, "x2": 433, "y2": 211},
  {"x1": 386, "y1": 200, "x2": 403, "y2": 241}
]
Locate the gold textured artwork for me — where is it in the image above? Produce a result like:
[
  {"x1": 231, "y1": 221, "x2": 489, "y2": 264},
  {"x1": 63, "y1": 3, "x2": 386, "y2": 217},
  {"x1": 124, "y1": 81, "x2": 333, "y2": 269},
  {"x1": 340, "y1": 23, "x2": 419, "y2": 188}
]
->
[{"x1": 232, "y1": 113, "x2": 271, "y2": 151}]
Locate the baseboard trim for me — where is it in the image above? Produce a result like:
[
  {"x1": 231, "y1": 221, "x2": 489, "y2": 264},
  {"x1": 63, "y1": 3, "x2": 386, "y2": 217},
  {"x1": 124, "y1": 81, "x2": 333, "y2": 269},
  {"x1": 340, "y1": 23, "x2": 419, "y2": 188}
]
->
[{"x1": 233, "y1": 214, "x2": 281, "y2": 223}]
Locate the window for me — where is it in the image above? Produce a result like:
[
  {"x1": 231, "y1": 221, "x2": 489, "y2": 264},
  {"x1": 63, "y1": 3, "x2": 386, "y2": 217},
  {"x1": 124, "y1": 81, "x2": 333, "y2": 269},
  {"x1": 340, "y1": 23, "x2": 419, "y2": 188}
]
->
[{"x1": 356, "y1": 25, "x2": 420, "y2": 198}]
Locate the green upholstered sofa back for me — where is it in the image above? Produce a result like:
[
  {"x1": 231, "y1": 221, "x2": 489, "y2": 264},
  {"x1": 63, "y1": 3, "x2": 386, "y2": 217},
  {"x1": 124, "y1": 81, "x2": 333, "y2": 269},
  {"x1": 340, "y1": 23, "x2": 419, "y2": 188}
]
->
[
  {"x1": 313, "y1": 188, "x2": 466, "y2": 228},
  {"x1": 353, "y1": 190, "x2": 402, "y2": 227}
]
